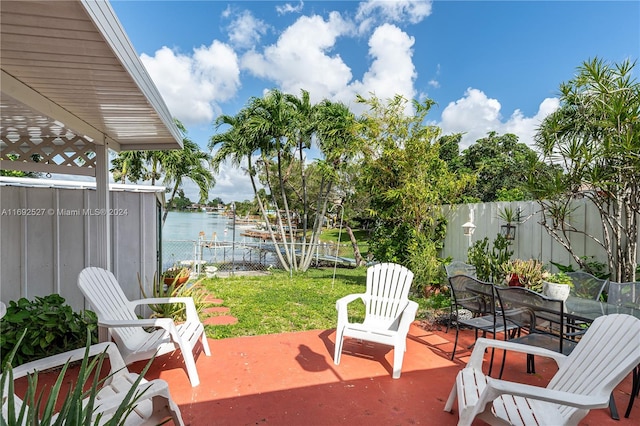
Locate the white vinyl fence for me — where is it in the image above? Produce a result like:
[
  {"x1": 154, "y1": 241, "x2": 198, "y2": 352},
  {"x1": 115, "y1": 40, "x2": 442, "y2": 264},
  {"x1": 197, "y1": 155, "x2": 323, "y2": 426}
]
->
[
  {"x1": 0, "y1": 179, "x2": 163, "y2": 312},
  {"x1": 441, "y1": 200, "x2": 639, "y2": 273}
]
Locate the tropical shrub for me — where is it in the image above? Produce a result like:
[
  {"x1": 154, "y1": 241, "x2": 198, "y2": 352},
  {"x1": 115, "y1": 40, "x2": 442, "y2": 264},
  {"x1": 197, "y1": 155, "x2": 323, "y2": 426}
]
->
[
  {"x1": 501, "y1": 259, "x2": 545, "y2": 292},
  {"x1": 139, "y1": 273, "x2": 209, "y2": 321},
  {"x1": 467, "y1": 234, "x2": 513, "y2": 283},
  {"x1": 0, "y1": 294, "x2": 97, "y2": 365}
]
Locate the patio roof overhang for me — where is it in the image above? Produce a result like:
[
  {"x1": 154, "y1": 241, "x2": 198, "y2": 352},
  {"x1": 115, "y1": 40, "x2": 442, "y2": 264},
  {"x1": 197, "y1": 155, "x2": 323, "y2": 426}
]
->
[
  {"x1": 0, "y1": 0, "x2": 182, "y2": 270},
  {"x1": 0, "y1": 0, "x2": 182, "y2": 177}
]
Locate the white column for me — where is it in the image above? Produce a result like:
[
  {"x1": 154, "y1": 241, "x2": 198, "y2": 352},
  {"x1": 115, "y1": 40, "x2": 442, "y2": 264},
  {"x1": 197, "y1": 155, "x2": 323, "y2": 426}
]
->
[{"x1": 94, "y1": 141, "x2": 111, "y2": 270}]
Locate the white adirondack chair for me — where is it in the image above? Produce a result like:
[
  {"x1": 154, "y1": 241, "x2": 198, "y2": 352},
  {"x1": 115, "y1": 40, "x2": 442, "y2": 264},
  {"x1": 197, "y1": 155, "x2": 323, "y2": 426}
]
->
[
  {"x1": 444, "y1": 313, "x2": 640, "y2": 426},
  {"x1": 78, "y1": 267, "x2": 211, "y2": 387},
  {"x1": 2, "y1": 342, "x2": 184, "y2": 425},
  {"x1": 333, "y1": 262, "x2": 418, "y2": 379}
]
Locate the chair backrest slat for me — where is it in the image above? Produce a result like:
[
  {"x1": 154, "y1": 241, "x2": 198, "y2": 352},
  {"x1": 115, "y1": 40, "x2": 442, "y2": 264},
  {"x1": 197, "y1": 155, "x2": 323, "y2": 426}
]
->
[
  {"x1": 366, "y1": 263, "x2": 413, "y2": 322},
  {"x1": 78, "y1": 267, "x2": 148, "y2": 346}
]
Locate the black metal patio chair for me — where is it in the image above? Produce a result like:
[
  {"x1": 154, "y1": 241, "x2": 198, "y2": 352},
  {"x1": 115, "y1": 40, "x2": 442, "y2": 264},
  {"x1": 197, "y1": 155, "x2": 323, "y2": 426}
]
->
[
  {"x1": 447, "y1": 275, "x2": 520, "y2": 375},
  {"x1": 494, "y1": 285, "x2": 578, "y2": 377},
  {"x1": 567, "y1": 271, "x2": 608, "y2": 300}
]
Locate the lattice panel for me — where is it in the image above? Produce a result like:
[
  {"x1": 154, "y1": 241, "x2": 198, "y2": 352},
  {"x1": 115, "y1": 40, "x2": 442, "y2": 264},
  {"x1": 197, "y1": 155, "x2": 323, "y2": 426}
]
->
[
  {"x1": 0, "y1": 107, "x2": 96, "y2": 171},
  {"x1": 1, "y1": 135, "x2": 96, "y2": 169}
]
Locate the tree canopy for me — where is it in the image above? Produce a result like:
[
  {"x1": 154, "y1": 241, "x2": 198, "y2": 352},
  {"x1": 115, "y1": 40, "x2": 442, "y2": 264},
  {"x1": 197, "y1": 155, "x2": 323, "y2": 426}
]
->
[
  {"x1": 532, "y1": 57, "x2": 639, "y2": 281},
  {"x1": 356, "y1": 94, "x2": 473, "y2": 289}
]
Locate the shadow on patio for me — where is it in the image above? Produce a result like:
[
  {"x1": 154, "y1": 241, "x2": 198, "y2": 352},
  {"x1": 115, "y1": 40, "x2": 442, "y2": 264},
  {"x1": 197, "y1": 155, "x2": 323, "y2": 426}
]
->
[{"x1": 126, "y1": 323, "x2": 637, "y2": 425}]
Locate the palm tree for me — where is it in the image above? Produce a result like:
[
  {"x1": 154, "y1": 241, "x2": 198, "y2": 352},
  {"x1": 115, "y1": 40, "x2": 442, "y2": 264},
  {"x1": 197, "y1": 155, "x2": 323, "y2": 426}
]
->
[
  {"x1": 111, "y1": 119, "x2": 215, "y2": 226},
  {"x1": 302, "y1": 99, "x2": 362, "y2": 269},
  {"x1": 210, "y1": 91, "x2": 360, "y2": 272},
  {"x1": 161, "y1": 122, "x2": 215, "y2": 224},
  {"x1": 110, "y1": 150, "x2": 145, "y2": 184},
  {"x1": 211, "y1": 104, "x2": 293, "y2": 270}
]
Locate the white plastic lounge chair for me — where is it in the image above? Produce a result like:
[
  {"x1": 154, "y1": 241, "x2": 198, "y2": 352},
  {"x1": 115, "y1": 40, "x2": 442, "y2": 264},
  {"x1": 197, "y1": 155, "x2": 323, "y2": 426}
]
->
[
  {"x1": 444, "y1": 313, "x2": 640, "y2": 426},
  {"x1": 334, "y1": 262, "x2": 418, "y2": 379},
  {"x1": 78, "y1": 267, "x2": 211, "y2": 387},
  {"x1": 2, "y1": 342, "x2": 184, "y2": 425}
]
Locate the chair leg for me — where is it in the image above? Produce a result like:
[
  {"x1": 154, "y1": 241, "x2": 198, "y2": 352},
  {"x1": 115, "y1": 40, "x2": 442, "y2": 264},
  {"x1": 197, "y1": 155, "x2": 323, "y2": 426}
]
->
[
  {"x1": 487, "y1": 347, "x2": 496, "y2": 377},
  {"x1": 498, "y1": 349, "x2": 507, "y2": 379},
  {"x1": 526, "y1": 354, "x2": 535, "y2": 374},
  {"x1": 151, "y1": 390, "x2": 185, "y2": 426},
  {"x1": 201, "y1": 331, "x2": 211, "y2": 356},
  {"x1": 625, "y1": 364, "x2": 640, "y2": 418},
  {"x1": 333, "y1": 328, "x2": 345, "y2": 365},
  {"x1": 451, "y1": 323, "x2": 460, "y2": 361},
  {"x1": 609, "y1": 392, "x2": 620, "y2": 420},
  {"x1": 176, "y1": 340, "x2": 200, "y2": 387},
  {"x1": 444, "y1": 378, "x2": 458, "y2": 413},
  {"x1": 392, "y1": 343, "x2": 406, "y2": 379}
]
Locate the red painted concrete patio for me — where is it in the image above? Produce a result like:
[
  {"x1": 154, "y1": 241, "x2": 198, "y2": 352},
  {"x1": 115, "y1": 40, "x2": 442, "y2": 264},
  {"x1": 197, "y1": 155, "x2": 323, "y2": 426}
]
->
[{"x1": 127, "y1": 323, "x2": 638, "y2": 425}]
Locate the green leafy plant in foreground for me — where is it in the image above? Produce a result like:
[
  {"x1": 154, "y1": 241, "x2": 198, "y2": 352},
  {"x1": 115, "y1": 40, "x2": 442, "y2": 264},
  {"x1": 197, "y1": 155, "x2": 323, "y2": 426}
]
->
[
  {"x1": 1, "y1": 331, "x2": 153, "y2": 425},
  {"x1": 0, "y1": 294, "x2": 97, "y2": 366}
]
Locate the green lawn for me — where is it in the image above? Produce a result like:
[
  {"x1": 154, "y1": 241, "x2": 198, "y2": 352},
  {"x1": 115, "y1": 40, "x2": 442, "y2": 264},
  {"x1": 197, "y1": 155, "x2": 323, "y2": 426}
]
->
[
  {"x1": 202, "y1": 268, "x2": 367, "y2": 339},
  {"x1": 317, "y1": 228, "x2": 370, "y2": 259},
  {"x1": 201, "y1": 267, "x2": 440, "y2": 340}
]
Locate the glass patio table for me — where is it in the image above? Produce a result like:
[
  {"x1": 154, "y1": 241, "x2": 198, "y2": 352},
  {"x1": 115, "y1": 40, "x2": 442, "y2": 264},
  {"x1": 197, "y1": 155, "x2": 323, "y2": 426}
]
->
[{"x1": 564, "y1": 296, "x2": 640, "y2": 322}]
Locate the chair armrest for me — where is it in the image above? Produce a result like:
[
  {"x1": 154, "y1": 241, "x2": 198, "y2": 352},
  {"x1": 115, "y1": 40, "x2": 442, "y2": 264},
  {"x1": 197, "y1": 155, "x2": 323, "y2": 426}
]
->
[
  {"x1": 129, "y1": 297, "x2": 200, "y2": 323},
  {"x1": 98, "y1": 318, "x2": 174, "y2": 330},
  {"x1": 336, "y1": 293, "x2": 366, "y2": 310},
  {"x1": 467, "y1": 337, "x2": 567, "y2": 370},
  {"x1": 10, "y1": 342, "x2": 127, "y2": 380},
  {"x1": 396, "y1": 301, "x2": 419, "y2": 334},
  {"x1": 99, "y1": 318, "x2": 182, "y2": 348},
  {"x1": 481, "y1": 377, "x2": 609, "y2": 410},
  {"x1": 336, "y1": 293, "x2": 367, "y2": 326}
]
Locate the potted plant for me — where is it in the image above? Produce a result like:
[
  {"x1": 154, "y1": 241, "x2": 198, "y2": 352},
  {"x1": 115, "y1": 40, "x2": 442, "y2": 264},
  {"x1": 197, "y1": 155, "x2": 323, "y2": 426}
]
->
[
  {"x1": 139, "y1": 272, "x2": 208, "y2": 321},
  {"x1": 542, "y1": 271, "x2": 574, "y2": 301},
  {"x1": 162, "y1": 266, "x2": 191, "y2": 286},
  {"x1": 498, "y1": 206, "x2": 519, "y2": 240},
  {"x1": 500, "y1": 259, "x2": 544, "y2": 293},
  {"x1": 204, "y1": 265, "x2": 218, "y2": 278}
]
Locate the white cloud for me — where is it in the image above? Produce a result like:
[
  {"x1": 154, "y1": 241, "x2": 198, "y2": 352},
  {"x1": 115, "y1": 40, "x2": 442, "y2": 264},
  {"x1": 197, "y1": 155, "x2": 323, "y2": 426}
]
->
[
  {"x1": 241, "y1": 12, "x2": 355, "y2": 101},
  {"x1": 207, "y1": 159, "x2": 258, "y2": 203},
  {"x1": 343, "y1": 24, "x2": 416, "y2": 111},
  {"x1": 356, "y1": 0, "x2": 432, "y2": 32},
  {"x1": 227, "y1": 10, "x2": 268, "y2": 49},
  {"x1": 276, "y1": 1, "x2": 304, "y2": 15},
  {"x1": 439, "y1": 88, "x2": 559, "y2": 150},
  {"x1": 140, "y1": 42, "x2": 240, "y2": 126}
]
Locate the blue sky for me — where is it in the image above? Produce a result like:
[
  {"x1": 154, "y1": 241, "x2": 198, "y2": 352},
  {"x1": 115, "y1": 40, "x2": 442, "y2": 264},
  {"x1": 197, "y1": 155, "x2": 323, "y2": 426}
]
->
[{"x1": 110, "y1": 0, "x2": 639, "y2": 203}]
